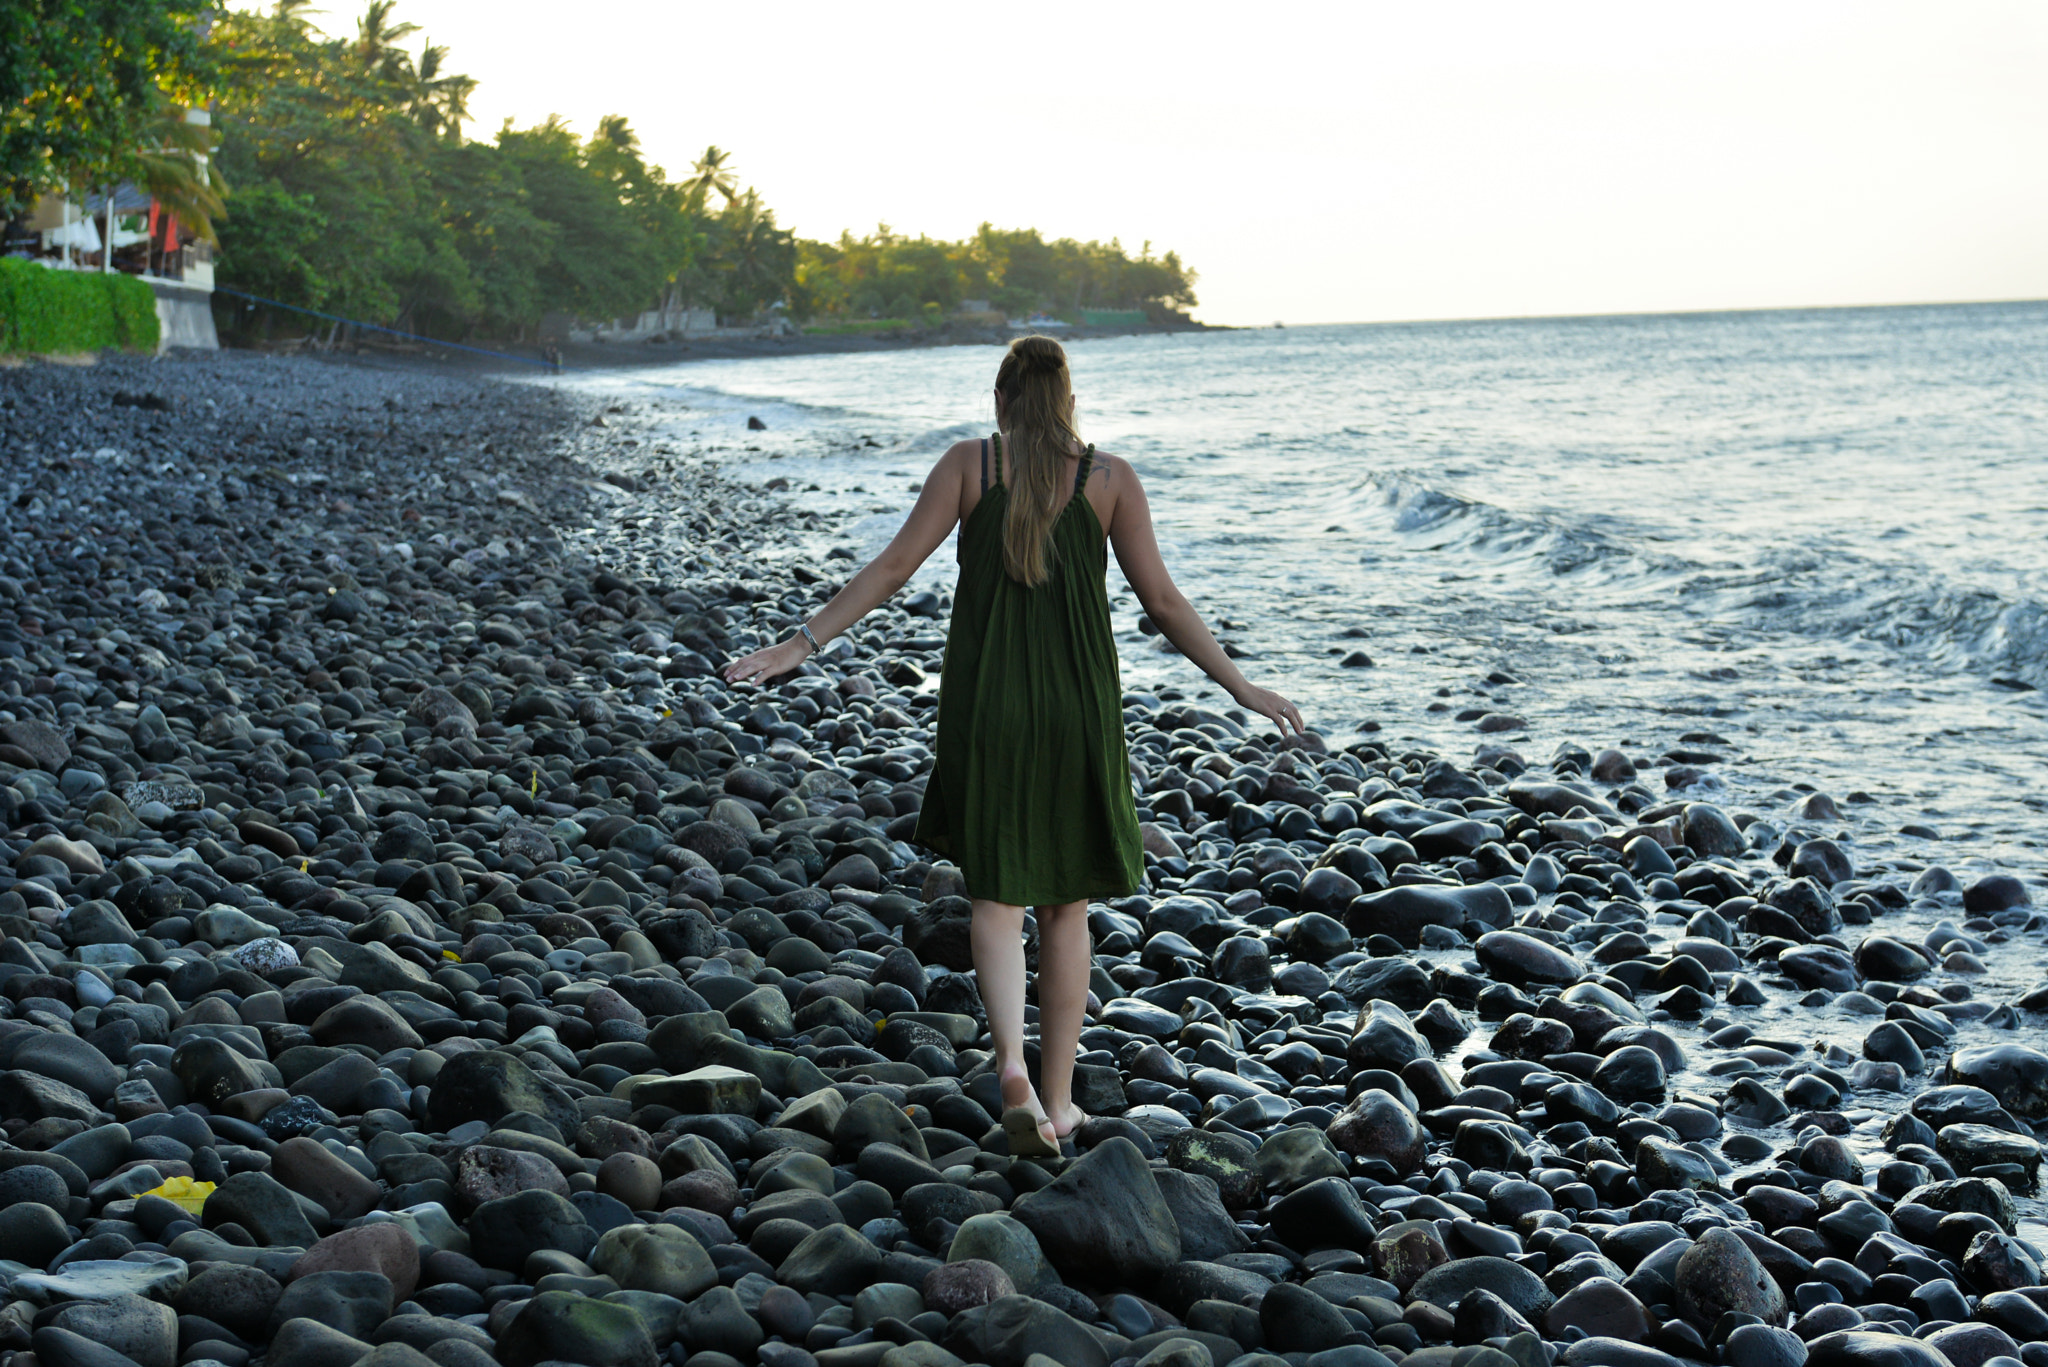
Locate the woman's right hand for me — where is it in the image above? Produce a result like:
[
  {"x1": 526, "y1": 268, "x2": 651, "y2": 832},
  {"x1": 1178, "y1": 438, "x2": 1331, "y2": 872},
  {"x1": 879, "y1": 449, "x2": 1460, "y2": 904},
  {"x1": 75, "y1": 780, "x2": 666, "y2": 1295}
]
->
[
  {"x1": 1232, "y1": 682, "x2": 1305, "y2": 736},
  {"x1": 722, "y1": 637, "x2": 811, "y2": 687}
]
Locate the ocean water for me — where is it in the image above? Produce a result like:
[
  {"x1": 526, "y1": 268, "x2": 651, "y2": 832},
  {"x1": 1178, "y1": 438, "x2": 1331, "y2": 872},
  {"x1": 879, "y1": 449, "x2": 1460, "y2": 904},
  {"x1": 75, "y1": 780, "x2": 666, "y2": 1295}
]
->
[{"x1": 563, "y1": 303, "x2": 2048, "y2": 887}]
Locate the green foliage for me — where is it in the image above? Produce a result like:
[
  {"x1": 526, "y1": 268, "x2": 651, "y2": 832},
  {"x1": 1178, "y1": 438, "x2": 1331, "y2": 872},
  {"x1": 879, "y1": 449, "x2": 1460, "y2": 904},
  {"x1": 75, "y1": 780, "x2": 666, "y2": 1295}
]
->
[
  {"x1": 209, "y1": 2, "x2": 726, "y2": 338},
  {"x1": 195, "y1": 1, "x2": 1194, "y2": 338},
  {"x1": 796, "y1": 225, "x2": 1197, "y2": 322},
  {"x1": 0, "y1": 0, "x2": 221, "y2": 218},
  {"x1": 0, "y1": 257, "x2": 161, "y2": 353}
]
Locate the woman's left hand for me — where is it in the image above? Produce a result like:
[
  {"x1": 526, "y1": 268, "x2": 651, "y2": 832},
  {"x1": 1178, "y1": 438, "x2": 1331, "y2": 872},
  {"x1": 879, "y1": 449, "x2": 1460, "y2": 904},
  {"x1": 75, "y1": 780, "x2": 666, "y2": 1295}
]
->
[
  {"x1": 722, "y1": 638, "x2": 811, "y2": 687},
  {"x1": 1232, "y1": 683, "x2": 1305, "y2": 736}
]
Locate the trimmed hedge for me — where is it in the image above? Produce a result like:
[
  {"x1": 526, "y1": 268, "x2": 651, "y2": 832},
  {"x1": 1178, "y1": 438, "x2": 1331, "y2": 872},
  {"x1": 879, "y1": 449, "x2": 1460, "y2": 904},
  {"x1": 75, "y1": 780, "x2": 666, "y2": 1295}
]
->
[{"x1": 0, "y1": 257, "x2": 161, "y2": 355}]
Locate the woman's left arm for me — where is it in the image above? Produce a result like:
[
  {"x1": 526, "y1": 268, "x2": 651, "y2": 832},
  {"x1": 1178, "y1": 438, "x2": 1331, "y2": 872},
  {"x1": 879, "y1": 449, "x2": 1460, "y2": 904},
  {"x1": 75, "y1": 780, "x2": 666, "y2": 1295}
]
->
[{"x1": 722, "y1": 442, "x2": 971, "y2": 686}]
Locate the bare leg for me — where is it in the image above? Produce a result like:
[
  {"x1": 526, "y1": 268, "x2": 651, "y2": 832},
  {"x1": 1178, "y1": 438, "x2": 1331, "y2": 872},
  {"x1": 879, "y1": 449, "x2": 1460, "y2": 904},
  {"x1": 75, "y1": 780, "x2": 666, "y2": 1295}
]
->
[
  {"x1": 1034, "y1": 898, "x2": 1092, "y2": 1137},
  {"x1": 970, "y1": 899, "x2": 1056, "y2": 1149}
]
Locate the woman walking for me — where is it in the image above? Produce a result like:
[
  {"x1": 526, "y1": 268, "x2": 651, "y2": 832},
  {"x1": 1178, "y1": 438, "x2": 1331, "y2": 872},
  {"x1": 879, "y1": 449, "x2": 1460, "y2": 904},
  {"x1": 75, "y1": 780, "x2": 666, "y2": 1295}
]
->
[{"x1": 724, "y1": 336, "x2": 1303, "y2": 1154}]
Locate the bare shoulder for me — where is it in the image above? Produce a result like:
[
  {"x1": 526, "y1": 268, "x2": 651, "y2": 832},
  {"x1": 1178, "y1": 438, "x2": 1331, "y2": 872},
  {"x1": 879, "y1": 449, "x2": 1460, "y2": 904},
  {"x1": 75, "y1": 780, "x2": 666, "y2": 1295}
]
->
[
  {"x1": 1091, "y1": 450, "x2": 1134, "y2": 484},
  {"x1": 940, "y1": 438, "x2": 980, "y2": 468}
]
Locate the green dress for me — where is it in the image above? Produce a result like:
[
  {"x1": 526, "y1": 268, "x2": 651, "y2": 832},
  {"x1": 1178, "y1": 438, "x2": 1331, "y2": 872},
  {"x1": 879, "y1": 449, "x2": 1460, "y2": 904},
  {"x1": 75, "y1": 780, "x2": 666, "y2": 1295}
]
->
[{"x1": 914, "y1": 434, "x2": 1145, "y2": 906}]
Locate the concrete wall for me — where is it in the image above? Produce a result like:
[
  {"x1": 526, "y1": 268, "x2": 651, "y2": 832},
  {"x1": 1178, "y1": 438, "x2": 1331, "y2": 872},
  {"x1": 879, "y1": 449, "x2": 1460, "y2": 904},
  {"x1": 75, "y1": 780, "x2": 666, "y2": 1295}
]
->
[{"x1": 148, "y1": 278, "x2": 218, "y2": 351}]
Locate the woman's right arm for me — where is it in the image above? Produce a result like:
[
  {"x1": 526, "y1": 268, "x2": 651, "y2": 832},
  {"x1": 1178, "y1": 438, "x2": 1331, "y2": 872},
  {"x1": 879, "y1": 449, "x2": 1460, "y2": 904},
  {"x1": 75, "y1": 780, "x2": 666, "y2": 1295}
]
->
[
  {"x1": 723, "y1": 441, "x2": 972, "y2": 686},
  {"x1": 1106, "y1": 459, "x2": 1306, "y2": 735}
]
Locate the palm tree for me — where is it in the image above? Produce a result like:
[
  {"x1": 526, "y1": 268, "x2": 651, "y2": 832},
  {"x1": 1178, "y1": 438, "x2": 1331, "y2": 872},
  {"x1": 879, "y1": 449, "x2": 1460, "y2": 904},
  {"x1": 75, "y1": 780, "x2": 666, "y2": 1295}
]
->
[
  {"x1": 711, "y1": 189, "x2": 794, "y2": 320},
  {"x1": 271, "y1": 0, "x2": 322, "y2": 34},
  {"x1": 683, "y1": 145, "x2": 739, "y2": 208},
  {"x1": 129, "y1": 106, "x2": 227, "y2": 245},
  {"x1": 353, "y1": 0, "x2": 421, "y2": 81},
  {"x1": 409, "y1": 41, "x2": 475, "y2": 139}
]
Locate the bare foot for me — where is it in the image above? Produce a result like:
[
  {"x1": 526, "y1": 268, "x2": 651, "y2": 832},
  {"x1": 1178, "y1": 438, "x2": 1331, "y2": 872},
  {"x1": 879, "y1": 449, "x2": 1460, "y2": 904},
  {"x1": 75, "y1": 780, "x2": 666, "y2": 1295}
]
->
[
  {"x1": 998, "y1": 1062, "x2": 1058, "y2": 1151},
  {"x1": 1046, "y1": 1100, "x2": 1087, "y2": 1139}
]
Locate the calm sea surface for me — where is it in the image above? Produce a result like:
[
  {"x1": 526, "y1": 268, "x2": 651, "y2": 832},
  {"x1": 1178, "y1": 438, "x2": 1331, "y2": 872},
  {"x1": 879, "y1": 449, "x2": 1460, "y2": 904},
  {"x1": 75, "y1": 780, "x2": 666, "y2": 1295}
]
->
[{"x1": 566, "y1": 304, "x2": 2048, "y2": 888}]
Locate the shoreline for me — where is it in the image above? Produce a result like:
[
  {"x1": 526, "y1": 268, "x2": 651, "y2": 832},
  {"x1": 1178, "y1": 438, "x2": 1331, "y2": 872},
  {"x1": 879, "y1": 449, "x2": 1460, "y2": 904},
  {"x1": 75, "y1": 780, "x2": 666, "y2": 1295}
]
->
[
  {"x1": 233, "y1": 319, "x2": 1222, "y2": 380},
  {"x1": 0, "y1": 351, "x2": 2043, "y2": 1367}
]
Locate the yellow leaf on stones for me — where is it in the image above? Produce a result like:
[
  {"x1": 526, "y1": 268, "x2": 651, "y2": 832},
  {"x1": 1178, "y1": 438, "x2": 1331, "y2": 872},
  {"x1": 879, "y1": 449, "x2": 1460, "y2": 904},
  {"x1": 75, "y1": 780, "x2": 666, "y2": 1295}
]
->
[{"x1": 143, "y1": 1176, "x2": 215, "y2": 1214}]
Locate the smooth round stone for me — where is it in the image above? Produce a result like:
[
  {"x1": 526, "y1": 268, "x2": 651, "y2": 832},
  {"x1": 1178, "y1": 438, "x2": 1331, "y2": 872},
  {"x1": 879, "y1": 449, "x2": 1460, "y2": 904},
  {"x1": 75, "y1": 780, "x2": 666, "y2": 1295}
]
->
[{"x1": 1726, "y1": 1324, "x2": 1809, "y2": 1367}]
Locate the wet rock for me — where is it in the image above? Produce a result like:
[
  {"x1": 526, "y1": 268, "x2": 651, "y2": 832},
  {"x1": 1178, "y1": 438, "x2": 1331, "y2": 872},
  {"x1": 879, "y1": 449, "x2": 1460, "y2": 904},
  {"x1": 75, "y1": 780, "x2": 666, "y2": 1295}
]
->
[
  {"x1": 1261, "y1": 1280, "x2": 1355, "y2": 1353},
  {"x1": 1944, "y1": 1045, "x2": 2048, "y2": 1120},
  {"x1": 1475, "y1": 931, "x2": 1582, "y2": 986},
  {"x1": 1802, "y1": 1332, "x2": 1959, "y2": 1367},
  {"x1": 1410, "y1": 1256, "x2": 1555, "y2": 1321},
  {"x1": 1546, "y1": 1277, "x2": 1649, "y2": 1340},
  {"x1": 1269, "y1": 1177, "x2": 1382, "y2": 1254},
  {"x1": 1347, "y1": 884, "x2": 1511, "y2": 946},
  {"x1": 1165, "y1": 1129, "x2": 1262, "y2": 1208},
  {"x1": 1327, "y1": 1088, "x2": 1427, "y2": 1174},
  {"x1": 1674, "y1": 1228, "x2": 1786, "y2": 1330},
  {"x1": 1372, "y1": 1218, "x2": 1450, "y2": 1292}
]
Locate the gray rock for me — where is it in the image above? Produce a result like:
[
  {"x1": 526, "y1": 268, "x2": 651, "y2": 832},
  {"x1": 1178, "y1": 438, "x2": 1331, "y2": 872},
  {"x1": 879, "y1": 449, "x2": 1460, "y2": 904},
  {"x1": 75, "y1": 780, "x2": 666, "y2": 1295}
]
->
[
  {"x1": 1802, "y1": 1332, "x2": 1959, "y2": 1367},
  {"x1": 1674, "y1": 1227, "x2": 1786, "y2": 1330},
  {"x1": 11, "y1": 1034, "x2": 122, "y2": 1104},
  {"x1": 1945, "y1": 1045, "x2": 2048, "y2": 1121},
  {"x1": 589, "y1": 1222, "x2": 717, "y2": 1299},
  {"x1": 1409, "y1": 1256, "x2": 1555, "y2": 1321},
  {"x1": 30, "y1": 1327, "x2": 137, "y2": 1367},
  {"x1": 267, "y1": 1269, "x2": 393, "y2": 1339},
  {"x1": 173, "y1": 1263, "x2": 282, "y2": 1339},
  {"x1": 924, "y1": 1258, "x2": 1016, "y2": 1316},
  {"x1": 0, "y1": 1196, "x2": 72, "y2": 1266},
  {"x1": 676, "y1": 1283, "x2": 762, "y2": 1358},
  {"x1": 777, "y1": 1221, "x2": 884, "y2": 1296},
  {"x1": 943, "y1": 1293, "x2": 1109, "y2": 1367},
  {"x1": 496, "y1": 1290, "x2": 658, "y2": 1367},
  {"x1": 204, "y1": 1170, "x2": 318, "y2": 1247},
  {"x1": 424, "y1": 1048, "x2": 582, "y2": 1138},
  {"x1": 1326, "y1": 1088, "x2": 1427, "y2": 1175},
  {"x1": 466, "y1": 1189, "x2": 594, "y2": 1272},
  {"x1": 1012, "y1": 1137, "x2": 1181, "y2": 1285},
  {"x1": 1474, "y1": 930, "x2": 1582, "y2": 986},
  {"x1": 50, "y1": 1294, "x2": 177, "y2": 1367},
  {"x1": 1154, "y1": 1168, "x2": 1251, "y2": 1262},
  {"x1": 947, "y1": 1213, "x2": 1056, "y2": 1294},
  {"x1": 14, "y1": 1255, "x2": 189, "y2": 1303}
]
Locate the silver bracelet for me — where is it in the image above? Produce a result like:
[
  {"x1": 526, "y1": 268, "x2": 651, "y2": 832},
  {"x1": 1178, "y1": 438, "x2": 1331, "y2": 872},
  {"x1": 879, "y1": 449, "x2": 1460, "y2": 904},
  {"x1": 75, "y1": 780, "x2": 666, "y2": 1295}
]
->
[{"x1": 797, "y1": 624, "x2": 822, "y2": 655}]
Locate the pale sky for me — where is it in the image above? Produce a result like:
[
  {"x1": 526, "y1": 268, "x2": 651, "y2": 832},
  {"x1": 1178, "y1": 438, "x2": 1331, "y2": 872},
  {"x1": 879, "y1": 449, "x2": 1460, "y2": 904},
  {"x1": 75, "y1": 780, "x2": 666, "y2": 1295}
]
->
[{"x1": 280, "y1": 0, "x2": 2048, "y2": 325}]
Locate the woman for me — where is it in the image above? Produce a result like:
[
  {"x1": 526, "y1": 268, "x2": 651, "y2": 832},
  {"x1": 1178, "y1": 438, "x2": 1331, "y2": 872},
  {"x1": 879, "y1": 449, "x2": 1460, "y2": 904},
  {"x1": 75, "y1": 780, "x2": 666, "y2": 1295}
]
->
[{"x1": 724, "y1": 335, "x2": 1303, "y2": 1154}]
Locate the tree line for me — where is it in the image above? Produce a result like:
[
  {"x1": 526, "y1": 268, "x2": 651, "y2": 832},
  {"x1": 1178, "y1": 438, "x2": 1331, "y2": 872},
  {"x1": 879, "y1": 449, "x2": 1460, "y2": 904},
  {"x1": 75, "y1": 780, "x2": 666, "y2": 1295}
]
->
[{"x1": 2, "y1": 0, "x2": 1199, "y2": 340}]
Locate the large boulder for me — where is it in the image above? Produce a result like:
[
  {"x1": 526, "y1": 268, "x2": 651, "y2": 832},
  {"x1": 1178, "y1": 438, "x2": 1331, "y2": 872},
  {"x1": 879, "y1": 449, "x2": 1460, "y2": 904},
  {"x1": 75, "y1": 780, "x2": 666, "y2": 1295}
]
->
[
  {"x1": 496, "y1": 1291, "x2": 657, "y2": 1367},
  {"x1": 423, "y1": 1049, "x2": 582, "y2": 1138},
  {"x1": 1674, "y1": 1227, "x2": 1786, "y2": 1330},
  {"x1": 1011, "y1": 1137, "x2": 1180, "y2": 1285}
]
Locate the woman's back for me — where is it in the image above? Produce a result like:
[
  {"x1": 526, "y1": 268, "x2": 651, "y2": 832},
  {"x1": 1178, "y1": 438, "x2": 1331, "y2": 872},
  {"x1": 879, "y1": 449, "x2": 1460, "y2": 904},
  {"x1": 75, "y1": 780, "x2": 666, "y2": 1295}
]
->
[{"x1": 914, "y1": 434, "x2": 1145, "y2": 906}]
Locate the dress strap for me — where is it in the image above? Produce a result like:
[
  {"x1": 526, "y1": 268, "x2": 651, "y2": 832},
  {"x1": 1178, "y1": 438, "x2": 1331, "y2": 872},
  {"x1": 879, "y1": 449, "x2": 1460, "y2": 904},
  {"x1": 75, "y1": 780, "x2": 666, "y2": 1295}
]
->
[
  {"x1": 980, "y1": 438, "x2": 989, "y2": 495},
  {"x1": 1074, "y1": 443, "x2": 1095, "y2": 493},
  {"x1": 992, "y1": 432, "x2": 1005, "y2": 489}
]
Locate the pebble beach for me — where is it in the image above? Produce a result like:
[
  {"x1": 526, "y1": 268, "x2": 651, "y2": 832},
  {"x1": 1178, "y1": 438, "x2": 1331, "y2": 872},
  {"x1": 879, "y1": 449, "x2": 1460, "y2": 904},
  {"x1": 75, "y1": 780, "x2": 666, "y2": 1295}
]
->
[{"x1": 0, "y1": 349, "x2": 2045, "y2": 1367}]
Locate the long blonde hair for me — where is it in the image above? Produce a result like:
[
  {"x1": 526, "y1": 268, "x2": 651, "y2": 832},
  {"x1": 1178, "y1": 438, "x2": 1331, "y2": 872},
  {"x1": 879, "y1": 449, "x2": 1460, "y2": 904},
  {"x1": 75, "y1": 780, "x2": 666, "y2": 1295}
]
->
[{"x1": 994, "y1": 335, "x2": 1084, "y2": 587}]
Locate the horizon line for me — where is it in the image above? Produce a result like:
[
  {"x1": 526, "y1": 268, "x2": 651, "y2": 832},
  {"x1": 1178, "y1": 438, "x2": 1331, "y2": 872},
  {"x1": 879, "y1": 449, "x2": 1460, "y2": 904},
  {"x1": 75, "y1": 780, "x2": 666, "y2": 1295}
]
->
[{"x1": 1205, "y1": 293, "x2": 2048, "y2": 331}]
